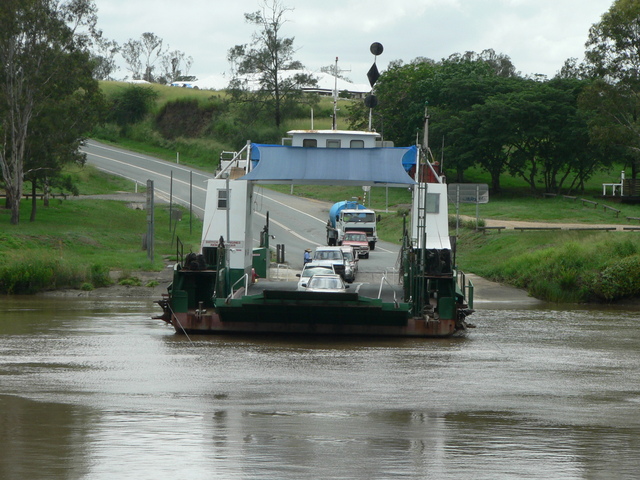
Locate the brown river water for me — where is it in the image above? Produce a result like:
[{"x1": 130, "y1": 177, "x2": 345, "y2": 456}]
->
[{"x1": 1, "y1": 293, "x2": 639, "y2": 480}]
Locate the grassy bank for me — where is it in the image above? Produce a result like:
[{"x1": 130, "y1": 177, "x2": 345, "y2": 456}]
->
[
  {"x1": 455, "y1": 227, "x2": 640, "y2": 303},
  {"x1": 0, "y1": 194, "x2": 202, "y2": 294}
]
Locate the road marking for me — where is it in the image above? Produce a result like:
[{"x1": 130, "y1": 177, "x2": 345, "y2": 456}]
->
[
  {"x1": 253, "y1": 211, "x2": 323, "y2": 247},
  {"x1": 86, "y1": 142, "x2": 393, "y2": 254},
  {"x1": 86, "y1": 141, "x2": 201, "y2": 176},
  {"x1": 86, "y1": 152, "x2": 209, "y2": 193},
  {"x1": 255, "y1": 190, "x2": 393, "y2": 254}
]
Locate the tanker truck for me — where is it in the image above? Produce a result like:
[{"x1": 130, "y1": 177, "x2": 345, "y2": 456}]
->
[{"x1": 326, "y1": 200, "x2": 378, "y2": 251}]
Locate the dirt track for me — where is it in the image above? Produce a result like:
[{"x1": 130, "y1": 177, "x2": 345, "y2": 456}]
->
[{"x1": 459, "y1": 215, "x2": 639, "y2": 231}]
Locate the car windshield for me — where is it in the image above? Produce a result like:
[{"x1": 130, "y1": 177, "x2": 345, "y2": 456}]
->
[
  {"x1": 308, "y1": 276, "x2": 343, "y2": 289},
  {"x1": 343, "y1": 213, "x2": 375, "y2": 223},
  {"x1": 314, "y1": 251, "x2": 342, "y2": 261},
  {"x1": 342, "y1": 251, "x2": 354, "y2": 261},
  {"x1": 344, "y1": 233, "x2": 366, "y2": 242},
  {"x1": 302, "y1": 266, "x2": 333, "y2": 278}
]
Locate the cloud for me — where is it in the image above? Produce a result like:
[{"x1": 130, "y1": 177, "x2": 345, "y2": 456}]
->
[{"x1": 94, "y1": 0, "x2": 613, "y2": 82}]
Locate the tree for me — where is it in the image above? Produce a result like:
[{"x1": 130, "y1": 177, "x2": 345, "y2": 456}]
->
[
  {"x1": 584, "y1": 0, "x2": 640, "y2": 179},
  {"x1": 121, "y1": 38, "x2": 143, "y2": 80},
  {"x1": 140, "y1": 32, "x2": 165, "y2": 82},
  {"x1": 227, "y1": 0, "x2": 317, "y2": 127},
  {"x1": 158, "y1": 49, "x2": 193, "y2": 84},
  {"x1": 0, "y1": 0, "x2": 100, "y2": 225},
  {"x1": 107, "y1": 85, "x2": 158, "y2": 131},
  {"x1": 91, "y1": 35, "x2": 119, "y2": 80},
  {"x1": 24, "y1": 56, "x2": 103, "y2": 221}
]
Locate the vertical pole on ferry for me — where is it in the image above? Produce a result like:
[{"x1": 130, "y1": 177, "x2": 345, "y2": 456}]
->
[{"x1": 333, "y1": 57, "x2": 340, "y2": 129}]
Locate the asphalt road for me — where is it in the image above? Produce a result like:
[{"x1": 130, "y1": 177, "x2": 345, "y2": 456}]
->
[{"x1": 82, "y1": 140, "x2": 401, "y2": 275}]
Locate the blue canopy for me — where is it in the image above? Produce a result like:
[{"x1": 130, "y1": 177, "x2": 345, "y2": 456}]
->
[{"x1": 241, "y1": 145, "x2": 417, "y2": 186}]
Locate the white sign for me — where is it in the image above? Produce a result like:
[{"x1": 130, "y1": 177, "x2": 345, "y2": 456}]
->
[{"x1": 447, "y1": 184, "x2": 489, "y2": 204}]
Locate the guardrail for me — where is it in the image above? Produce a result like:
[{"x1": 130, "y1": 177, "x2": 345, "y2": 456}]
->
[
  {"x1": 378, "y1": 274, "x2": 399, "y2": 307},
  {"x1": 227, "y1": 273, "x2": 249, "y2": 303},
  {"x1": 476, "y1": 226, "x2": 506, "y2": 234},
  {"x1": 603, "y1": 205, "x2": 621, "y2": 217},
  {"x1": 515, "y1": 227, "x2": 563, "y2": 231}
]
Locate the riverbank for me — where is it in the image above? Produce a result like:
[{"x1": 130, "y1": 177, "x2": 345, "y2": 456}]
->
[{"x1": 39, "y1": 261, "x2": 543, "y2": 312}]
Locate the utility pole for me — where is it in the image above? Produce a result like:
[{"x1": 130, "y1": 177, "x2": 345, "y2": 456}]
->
[{"x1": 331, "y1": 57, "x2": 350, "y2": 130}]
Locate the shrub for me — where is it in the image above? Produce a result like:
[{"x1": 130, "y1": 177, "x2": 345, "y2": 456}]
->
[
  {"x1": 90, "y1": 264, "x2": 112, "y2": 288},
  {"x1": 118, "y1": 277, "x2": 142, "y2": 287},
  {"x1": 591, "y1": 255, "x2": 640, "y2": 301}
]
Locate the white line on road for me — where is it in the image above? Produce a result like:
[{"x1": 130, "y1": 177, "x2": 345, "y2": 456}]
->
[{"x1": 254, "y1": 190, "x2": 394, "y2": 254}]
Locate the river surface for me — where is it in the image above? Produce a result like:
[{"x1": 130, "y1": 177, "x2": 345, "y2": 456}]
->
[{"x1": 1, "y1": 294, "x2": 639, "y2": 480}]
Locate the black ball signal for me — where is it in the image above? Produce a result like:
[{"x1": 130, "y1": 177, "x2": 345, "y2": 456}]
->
[
  {"x1": 370, "y1": 42, "x2": 384, "y2": 56},
  {"x1": 364, "y1": 95, "x2": 378, "y2": 108}
]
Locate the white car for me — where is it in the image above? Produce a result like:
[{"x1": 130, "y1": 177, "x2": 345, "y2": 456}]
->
[
  {"x1": 296, "y1": 262, "x2": 335, "y2": 291},
  {"x1": 303, "y1": 274, "x2": 349, "y2": 293},
  {"x1": 313, "y1": 246, "x2": 346, "y2": 280},
  {"x1": 340, "y1": 245, "x2": 358, "y2": 282}
]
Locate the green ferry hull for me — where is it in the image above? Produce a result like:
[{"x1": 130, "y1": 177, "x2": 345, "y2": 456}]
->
[{"x1": 159, "y1": 289, "x2": 469, "y2": 338}]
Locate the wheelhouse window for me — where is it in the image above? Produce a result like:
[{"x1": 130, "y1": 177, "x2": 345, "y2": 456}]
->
[
  {"x1": 350, "y1": 140, "x2": 365, "y2": 148},
  {"x1": 326, "y1": 139, "x2": 341, "y2": 148},
  {"x1": 426, "y1": 193, "x2": 440, "y2": 214},
  {"x1": 217, "y1": 189, "x2": 229, "y2": 209},
  {"x1": 302, "y1": 139, "x2": 317, "y2": 148}
]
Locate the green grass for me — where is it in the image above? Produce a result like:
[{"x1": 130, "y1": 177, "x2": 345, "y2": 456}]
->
[
  {"x1": 456, "y1": 194, "x2": 640, "y2": 225},
  {"x1": 0, "y1": 196, "x2": 202, "y2": 293},
  {"x1": 64, "y1": 164, "x2": 145, "y2": 194},
  {"x1": 455, "y1": 228, "x2": 640, "y2": 302},
  {"x1": 99, "y1": 81, "x2": 227, "y2": 111}
]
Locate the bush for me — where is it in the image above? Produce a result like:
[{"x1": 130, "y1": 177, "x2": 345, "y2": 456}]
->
[
  {"x1": 90, "y1": 264, "x2": 112, "y2": 288},
  {"x1": 118, "y1": 276, "x2": 142, "y2": 287},
  {"x1": 591, "y1": 255, "x2": 640, "y2": 301},
  {"x1": 107, "y1": 86, "x2": 158, "y2": 127}
]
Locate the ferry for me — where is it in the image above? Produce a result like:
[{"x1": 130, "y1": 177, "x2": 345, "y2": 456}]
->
[{"x1": 155, "y1": 118, "x2": 475, "y2": 337}]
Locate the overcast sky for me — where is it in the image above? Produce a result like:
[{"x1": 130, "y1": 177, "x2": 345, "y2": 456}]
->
[{"x1": 95, "y1": 0, "x2": 615, "y2": 87}]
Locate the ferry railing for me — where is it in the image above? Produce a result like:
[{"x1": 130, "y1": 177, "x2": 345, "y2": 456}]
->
[
  {"x1": 226, "y1": 273, "x2": 249, "y2": 303},
  {"x1": 176, "y1": 237, "x2": 184, "y2": 266},
  {"x1": 457, "y1": 270, "x2": 474, "y2": 309},
  {"x1": 383, "y1": 266, "x2": 399, "y2": 284},
  {"x1": 378, "y1": 274, "x2": 400, "y2": 308}
]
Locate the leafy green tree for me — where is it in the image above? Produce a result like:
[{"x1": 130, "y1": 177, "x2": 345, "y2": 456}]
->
[
  {"x1": 227, "y1": 0, "x2": 317, "y2": 128},
  {"x1": 25, "y1": 63, "x2": 103, "y2": 221},
  {"x1": 366, "y1": 55, "x2": 519, "y2": 180},
  {"x1": 444, "y1": 97, "x2": 515, "y2": 192},
  {"x1": 0, "y1": 0, "x2": 100, "y2": 224},
  {"x1": 585, "y1": 0, "x2": 640, "y2": 179}
]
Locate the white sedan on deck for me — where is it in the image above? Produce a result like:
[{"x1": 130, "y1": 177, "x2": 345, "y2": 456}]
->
[{"x1": 303, "y1": 274, "x2": 349, "y2": 293}]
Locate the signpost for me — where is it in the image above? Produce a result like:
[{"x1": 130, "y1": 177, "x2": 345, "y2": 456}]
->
[
  {"x1": 447, "y1": 184, "x2": 489, "y2": 235},
  {"x1": 146, "y1": 180, "x2": 154, "y2": 261}
]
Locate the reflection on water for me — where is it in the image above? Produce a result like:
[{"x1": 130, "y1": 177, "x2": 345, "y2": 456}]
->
[{"x1": 1, "y1": 296, "x2": 639, "y2": 479}]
